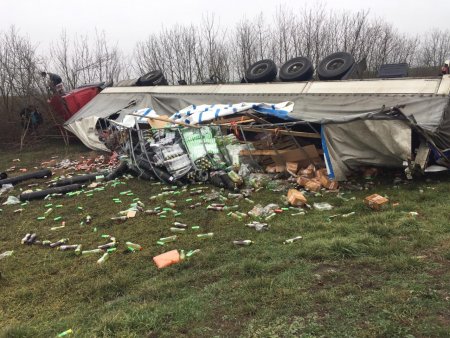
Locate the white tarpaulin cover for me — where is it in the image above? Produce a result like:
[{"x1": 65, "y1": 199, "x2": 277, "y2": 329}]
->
[{"x1": 64, "y1": 85, "x2": 450, "y2": 180}]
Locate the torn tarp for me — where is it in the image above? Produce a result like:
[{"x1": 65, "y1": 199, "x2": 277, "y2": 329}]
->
[{"x1": 322, "y1": 120, "x2": 412, "y2": 180}]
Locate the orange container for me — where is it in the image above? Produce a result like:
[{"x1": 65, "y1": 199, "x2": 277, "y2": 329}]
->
[{"x1": 153, "y1": 250, "x2": 181, "y2": 269}]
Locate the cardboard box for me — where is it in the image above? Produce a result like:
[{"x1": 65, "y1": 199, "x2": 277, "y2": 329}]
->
[
  {"x1": 364, "y1": 194, "x2": 389, "y2": 210},
  {"x1": 286, "y1": 162, "x2": 300, "y2": 174},
  {"x1": 298, "y1": 168, "x2": 314, "y2": 178},
  {"x1": 271, "y1": 145, "x2": 323, "y2": 168},
  {"x1": 319, "y1": 174, "x2": 339, "y2": 190},
  {"x1": 297, "y1": 176, "x2": 311, "y2": 187},
  {"x1": 287, "y1": 189, "x2": 307, "y2": 206},
  {"x1": 266, "y1": 164, "x2": 286, "y2": 173},
  {"x1": 315, "y1": 168, "x2": 328, "y2": 179},
  {"x1": 305, "y1": 179, "x2": 321, "y2": 192}
]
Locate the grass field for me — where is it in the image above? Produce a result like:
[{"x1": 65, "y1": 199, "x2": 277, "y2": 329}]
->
[{"x1": 1, "y1": 141, "x2": 450, "y2": 337}]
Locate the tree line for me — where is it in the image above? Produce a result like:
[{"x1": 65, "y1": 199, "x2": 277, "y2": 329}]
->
[{"x1": 0, "y1": 5, "x2": 450, "y2": 138}]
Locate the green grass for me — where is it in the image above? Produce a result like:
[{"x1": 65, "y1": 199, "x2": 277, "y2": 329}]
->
[{"x1": 1, "y1": 141, "x2": 450, "y2": 337}]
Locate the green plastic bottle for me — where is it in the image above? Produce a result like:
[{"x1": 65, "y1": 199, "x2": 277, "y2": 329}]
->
[{"x1": 125, "y1": 241, "x2": 142, "y2": 251}]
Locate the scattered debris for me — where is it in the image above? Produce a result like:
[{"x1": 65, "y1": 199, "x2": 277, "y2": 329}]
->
[
  {"x1": 364, "y1": 194, "x2": 389, "y2": 210},
  {"x1": 283, "y1": 236, "x2": 303, "y2": 244},
  {"x1": 153, "y1": 249, "x2": 181, "y2": 269},
  {"x1": 313, "y1": 202, "x2": 334, "y2": 211},
  {"x1": 0, "y1": 251, "x2": 14, "y2": 260}
]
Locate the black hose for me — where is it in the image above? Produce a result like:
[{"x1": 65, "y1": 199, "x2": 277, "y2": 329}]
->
[
  {"x1": 52, "y1": 172, "x2": 108, "y2": 187},
  {"x1": 19, "y1": 184, "x2": 82, "y2": 201},
  {"x1": 105, "y1": 161, "x2": 129, "y2": 181},
  {"x1": 0, "y1": 169, "x2": 52, "y2": 186}
]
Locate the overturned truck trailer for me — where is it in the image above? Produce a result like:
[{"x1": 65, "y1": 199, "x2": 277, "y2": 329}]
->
[{"x1": 65, "y1": 75, "x2": 450, "y2": 181}]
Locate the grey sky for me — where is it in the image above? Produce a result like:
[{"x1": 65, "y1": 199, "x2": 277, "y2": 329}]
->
[{"x1": 2, "y1": 0, "x2": 449, "y2": 53}]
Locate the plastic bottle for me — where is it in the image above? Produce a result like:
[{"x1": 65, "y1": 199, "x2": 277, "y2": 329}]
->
[
  {"x1": 230, "y1": 213, "x2": 242, "y2": 220},
  {"x1": 165, "y1": 200, "x2": 176, "y2": 208},
  {"x1": 186, "y1": 249, "x2": 200, "y2": 257},
  {"x1": 50, "y1": 238, "x2": 69, "y2": 248},
  {"x1": 227, "y1": 171, "x2": 242, "y2": 184},
  {"x1": 233, "y1": 240, "x2": 253, "y2": 246},
  {"x1": 81, "y1": 248, "x2": 103, "y2": 255},
  {"x1": 170, "y1": 227, "x2": 186, "y2": 233},
  {"x1": 57, "y1": 245, "x2": 79, "y2": 251},
  {"x1": 97, "y1": 252, "x2": 109, "y2": 264},
  {"x1": 125, "y1": 242, "x2": 142, "y2": 251},
  {"x1": 75, "y1": 244, "x2": 82, "y2": 255},
  {"x1": 21, "y1": 233, "x2": 31, "y2": 244},
  {"x1": 111, "y1": 216, "x2": 128, "y2": 222},
  {"x1": 159, "y1": 235, "x2": 177, "y2": 243},
  {"x1": 98, "y1": 242, "x2": 117, "y2": 250},
  {"x1": 197, "y1": 233, "x2": 214, "y2": 239},
  {"x1": 27, "y1": 233, "x2": 37, "y2": 244},
  {"x1": 57, "y1": 329, "x2": 73, "y2": 337},
  {"x1": 0, "y1": 251, "x2": 14, "y2": 260},
  {"x1": 173, "y1": 222, "x2": 187, "y2": 228},
  {"x1": 283, "y1": 236, "x2": 303, "y2": 244}
]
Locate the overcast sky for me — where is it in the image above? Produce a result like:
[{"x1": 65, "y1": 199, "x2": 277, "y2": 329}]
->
[{"x1": 2, "y1": 0, "x2": 449, "y2": 53}]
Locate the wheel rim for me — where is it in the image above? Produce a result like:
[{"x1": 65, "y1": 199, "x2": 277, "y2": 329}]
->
[
  {"x1": 253, "y1": 64, "x2": 268, "y2": 75},
  {"x1": 325, "y1": 58, "x2": 345, "y2": 71},
  {"x1": 287, "y1": 62, "x2": 304, "y2": 74}
]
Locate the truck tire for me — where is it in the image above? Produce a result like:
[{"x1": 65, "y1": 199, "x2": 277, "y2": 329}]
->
[
  {"x1": 245, "y1": 59, "x2": 278, "y2": 83},
  {"x1": 137, "y1": 70, "x2": 168, "y2": 86},
  {"x1": 317, "y1": 52, "x2": 354, "y2": 80},
  {"x1": 279, "y1": 57, "x2": 314, "y2": 82}
]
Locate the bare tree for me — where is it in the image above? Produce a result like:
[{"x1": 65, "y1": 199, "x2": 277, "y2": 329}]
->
[
  {"x1": 50, "y1": 30, "x2": 124, "y2": 89},
  {"x1": 419, "y1": 29, "x2": 450, "y2": 67}
]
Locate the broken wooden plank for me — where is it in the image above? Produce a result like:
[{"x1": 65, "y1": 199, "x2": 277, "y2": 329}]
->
[
  {"x1": 220, "y1": 125, "x2": 321, "y2": 139},
  {"x1": 240, "y1": 149, "x2": 291, "y2": 156}
]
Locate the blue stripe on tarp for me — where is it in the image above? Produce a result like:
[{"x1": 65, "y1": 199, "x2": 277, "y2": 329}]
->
[
  {"x1": 138, "y1": 108, "x2": 151, "y2": 122},
  {"x1": 321, "y1": 127, "x2": 335, "y2": 179},
  {"x1": 215, "y1": 108, "x2": 221, "y2": 119},
  {"x1": 253, "y1": 106, "x2": 291, "y2": 120},
  {"x1": 199, "y1": 111, "x2": 204, "y2": 123}
]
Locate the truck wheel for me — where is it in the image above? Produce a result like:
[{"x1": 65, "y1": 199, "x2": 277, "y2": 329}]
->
[
  {"x1": 279, "y1": 57, "x2": 314, "y2": 82},
  {"x1": 137, "y1": 70, "x2": 168, "y2": 86},
  {"x1": 317, "y1": 52, "x2": 354, "y2": 80},
  {"x1": 245, "y1": 59, "x2": 278, "y2": 83}
]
